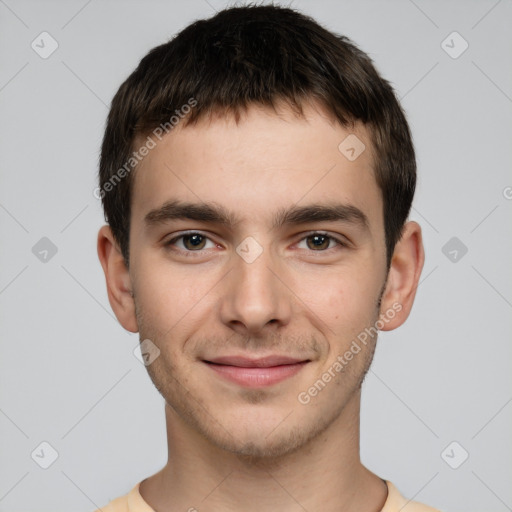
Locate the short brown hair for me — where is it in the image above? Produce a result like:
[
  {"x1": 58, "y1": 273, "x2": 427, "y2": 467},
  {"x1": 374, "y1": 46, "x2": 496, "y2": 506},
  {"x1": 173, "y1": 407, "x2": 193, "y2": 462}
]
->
[{"x1": 99, "y1": 4, "x2": 416, "y2": 268}]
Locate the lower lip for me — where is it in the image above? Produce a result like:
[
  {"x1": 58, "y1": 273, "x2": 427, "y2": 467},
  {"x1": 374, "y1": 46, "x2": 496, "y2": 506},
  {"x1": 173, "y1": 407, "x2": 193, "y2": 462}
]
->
[{"x1": 205, "y1": 361, "x2": 308, "y2": 388}]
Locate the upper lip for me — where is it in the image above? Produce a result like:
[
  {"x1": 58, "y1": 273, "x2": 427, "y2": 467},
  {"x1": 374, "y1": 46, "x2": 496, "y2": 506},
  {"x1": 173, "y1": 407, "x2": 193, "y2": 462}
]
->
[{"x1": 204, "y1": 355, "x2": 309, "y2": 368}]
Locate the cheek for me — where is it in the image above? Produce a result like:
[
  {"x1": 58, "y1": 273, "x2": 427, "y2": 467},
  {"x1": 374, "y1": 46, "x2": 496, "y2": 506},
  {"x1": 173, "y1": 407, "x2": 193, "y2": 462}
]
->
[
  {"x1": 304, "y1": 268, "x2": 371, "y2": 307},
  {"x1": 132, "y1": 254, "x2": 223, "y2": 339},
  {"x1": 302, "y1": 271, "x2": 381, "y2": 340}
]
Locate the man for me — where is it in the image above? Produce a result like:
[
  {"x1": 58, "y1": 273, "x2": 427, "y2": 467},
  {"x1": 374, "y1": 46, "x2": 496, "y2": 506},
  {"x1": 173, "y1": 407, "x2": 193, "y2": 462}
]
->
[{"x1": 96, "y1": 5, "x2": 437, "y2": 511}]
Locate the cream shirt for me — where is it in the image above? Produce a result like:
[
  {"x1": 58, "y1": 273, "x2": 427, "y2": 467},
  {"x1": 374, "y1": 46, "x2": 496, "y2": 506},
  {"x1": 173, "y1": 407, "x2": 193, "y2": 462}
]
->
[{"x1": 95, "y1": 480, "x2": 440, "y2": 511}]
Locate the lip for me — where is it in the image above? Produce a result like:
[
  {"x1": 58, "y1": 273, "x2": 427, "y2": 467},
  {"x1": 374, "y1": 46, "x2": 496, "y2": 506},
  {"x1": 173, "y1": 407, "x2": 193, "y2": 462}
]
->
[{"x1": 203, "y1": 355, "x2": 310, "y2": 388}]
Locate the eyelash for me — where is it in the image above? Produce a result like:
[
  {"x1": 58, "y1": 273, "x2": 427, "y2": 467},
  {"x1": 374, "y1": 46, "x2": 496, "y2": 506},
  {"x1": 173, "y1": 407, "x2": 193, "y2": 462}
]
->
[{"x1": 165, "y1": 231, "x2": 347, "y2": 257}]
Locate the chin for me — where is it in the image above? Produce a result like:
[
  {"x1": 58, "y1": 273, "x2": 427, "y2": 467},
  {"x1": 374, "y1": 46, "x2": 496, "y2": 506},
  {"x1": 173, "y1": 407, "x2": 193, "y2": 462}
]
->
[
  {"x1": 202, "y1": 411, "x2": 335, "y2": 467},
  {"x1": 214, "y1": 429, "x2": 308, "y2": 463}
]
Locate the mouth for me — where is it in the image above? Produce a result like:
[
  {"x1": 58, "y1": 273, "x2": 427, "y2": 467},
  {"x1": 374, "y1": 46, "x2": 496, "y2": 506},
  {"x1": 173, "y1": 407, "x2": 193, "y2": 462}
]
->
[{"x1": 202, "y1": 355, "x2": 310, "y2": 388}]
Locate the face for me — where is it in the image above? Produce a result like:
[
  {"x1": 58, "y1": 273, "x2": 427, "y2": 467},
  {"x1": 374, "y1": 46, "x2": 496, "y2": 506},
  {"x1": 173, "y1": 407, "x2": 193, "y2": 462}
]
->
[{"x1": 126, "y1": 103, "x2": 391, "y2": 459}]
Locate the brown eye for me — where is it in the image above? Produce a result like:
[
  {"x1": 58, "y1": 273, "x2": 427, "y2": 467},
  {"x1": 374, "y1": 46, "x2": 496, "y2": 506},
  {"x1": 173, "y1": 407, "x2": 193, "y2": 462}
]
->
[
  {"x1": 306, "y1": 234, "x2": 331, "y2": 250},
  {"x1": 182, "y1": 234, "x2": 207, "y2": 250},
  {"x1": 165, "y1": 232, "x2": 219, "y2": 258}
]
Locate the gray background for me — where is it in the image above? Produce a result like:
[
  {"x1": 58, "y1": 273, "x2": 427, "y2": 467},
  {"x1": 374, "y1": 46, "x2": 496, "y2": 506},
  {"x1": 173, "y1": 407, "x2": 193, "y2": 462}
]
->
[{"x1": 1, "y1": 0, "x2": 511, "y2": 511}]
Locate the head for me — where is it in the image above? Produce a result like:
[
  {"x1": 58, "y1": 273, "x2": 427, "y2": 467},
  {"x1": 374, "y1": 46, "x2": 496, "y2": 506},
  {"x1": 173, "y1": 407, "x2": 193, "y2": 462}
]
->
[{"x1": 97, "y1": 5, "x2": 424, "y2": 461}]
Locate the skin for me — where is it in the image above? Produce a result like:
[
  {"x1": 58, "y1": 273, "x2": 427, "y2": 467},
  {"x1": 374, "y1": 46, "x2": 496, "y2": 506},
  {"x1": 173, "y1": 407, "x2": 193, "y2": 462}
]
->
[{"x1": 98, "y1": 101, "x2": 424, "y2": 512}]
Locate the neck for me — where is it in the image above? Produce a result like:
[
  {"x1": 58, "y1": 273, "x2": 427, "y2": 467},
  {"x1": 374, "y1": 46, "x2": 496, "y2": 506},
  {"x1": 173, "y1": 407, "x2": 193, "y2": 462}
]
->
[{"x1": 140, "y1": 390, "x2": 387, "y2": 512}]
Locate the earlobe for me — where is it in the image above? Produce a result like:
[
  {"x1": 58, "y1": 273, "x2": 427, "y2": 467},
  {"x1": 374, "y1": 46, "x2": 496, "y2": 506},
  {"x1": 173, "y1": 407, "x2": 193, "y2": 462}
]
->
[
  {"x1": 379, "y1": 221, "x2": 425, "y2": 331},
  {"x1": 97, "y1": 225, "x2": 139, "y2": 333}
]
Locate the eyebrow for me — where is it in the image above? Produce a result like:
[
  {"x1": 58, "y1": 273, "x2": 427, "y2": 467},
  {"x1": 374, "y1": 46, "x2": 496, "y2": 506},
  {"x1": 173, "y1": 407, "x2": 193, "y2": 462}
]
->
[{"x1": 144, "y1": 200, "x2": 369, "y2": 231}]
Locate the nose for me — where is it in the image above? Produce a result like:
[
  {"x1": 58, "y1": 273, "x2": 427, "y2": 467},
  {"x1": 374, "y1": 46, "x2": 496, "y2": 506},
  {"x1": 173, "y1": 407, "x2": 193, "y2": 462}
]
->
[{"x1": 219, "y1": 245, "x2": 292, "y2": 336}]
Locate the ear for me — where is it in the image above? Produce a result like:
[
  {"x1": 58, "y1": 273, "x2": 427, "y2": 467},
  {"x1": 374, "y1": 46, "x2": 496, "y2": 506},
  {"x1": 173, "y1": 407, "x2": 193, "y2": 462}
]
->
[
  {"x1": 379, "y1": 221, "x2": 425, "y2": 331},
  {"x1": 97, "y1": 225, "x2": 138, "y2": 333}
]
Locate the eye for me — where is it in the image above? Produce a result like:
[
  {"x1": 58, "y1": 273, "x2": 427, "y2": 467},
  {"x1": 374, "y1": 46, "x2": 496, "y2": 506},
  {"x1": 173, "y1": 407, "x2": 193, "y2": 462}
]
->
[
  {"x1": 296, "y1": 232, "x2": 344, "y2": 251},
  {"x1": 166, "y1": 232, "x2": 217, "y2": 251}
]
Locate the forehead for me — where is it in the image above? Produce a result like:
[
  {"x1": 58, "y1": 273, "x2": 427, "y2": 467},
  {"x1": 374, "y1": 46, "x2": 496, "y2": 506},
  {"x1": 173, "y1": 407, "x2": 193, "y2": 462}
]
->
[{"x1": 131, "y1": 103, "x2": 383, "y2": 233}]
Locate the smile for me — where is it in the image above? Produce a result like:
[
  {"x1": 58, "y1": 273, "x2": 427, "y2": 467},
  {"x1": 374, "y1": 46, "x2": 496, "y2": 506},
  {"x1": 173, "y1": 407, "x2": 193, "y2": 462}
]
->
[{"x1": 203, "y1": 355, "x2": 310, "y2": 388}]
